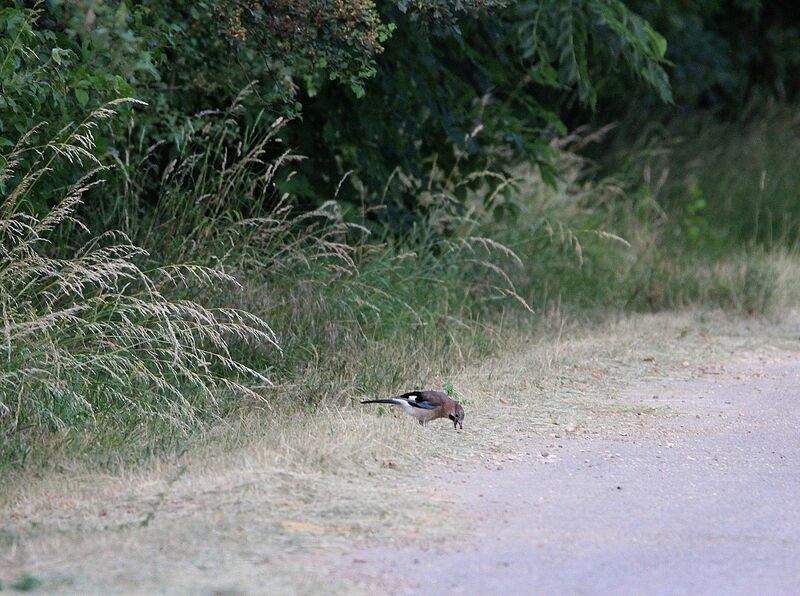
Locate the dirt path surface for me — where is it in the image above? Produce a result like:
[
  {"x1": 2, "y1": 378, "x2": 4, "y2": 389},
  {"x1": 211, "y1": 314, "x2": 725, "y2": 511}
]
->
[
  {"x1": 4, "y1": 314, "x2": 799, "y2": 594},
  {"x1": 334, "y1": 349, "x2": 800, "y2": 595}
]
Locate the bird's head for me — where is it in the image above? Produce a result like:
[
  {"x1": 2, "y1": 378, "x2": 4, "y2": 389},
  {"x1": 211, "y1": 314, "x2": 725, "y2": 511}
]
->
[{"x1": 450, "y1": 403, "x2": 465, "y2": 430}]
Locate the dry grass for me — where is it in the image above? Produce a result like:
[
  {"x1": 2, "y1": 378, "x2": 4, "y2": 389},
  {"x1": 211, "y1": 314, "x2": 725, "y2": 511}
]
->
[
  {"x1": 2, "y1": 308, "x2": 799, "y2": 593},
  {"x1": 0, "y1": 102, "x2": 280, "y2": 440}
]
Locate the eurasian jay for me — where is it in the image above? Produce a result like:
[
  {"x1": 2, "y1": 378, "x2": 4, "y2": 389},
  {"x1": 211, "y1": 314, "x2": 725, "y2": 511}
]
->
[{"x1": 361, "y1": 390, "x2": 465, "y2": 429}]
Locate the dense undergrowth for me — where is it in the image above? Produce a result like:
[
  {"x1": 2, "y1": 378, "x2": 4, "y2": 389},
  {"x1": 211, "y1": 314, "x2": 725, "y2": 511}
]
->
[{"x1": 1, "y1": 101, "x2": 798, "y2": 472}]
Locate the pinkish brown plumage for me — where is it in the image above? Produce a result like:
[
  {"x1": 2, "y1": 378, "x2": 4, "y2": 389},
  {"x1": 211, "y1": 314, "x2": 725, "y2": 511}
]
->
[{"x1": 361, "y1": 390, "x2": 465, "y2": 429}]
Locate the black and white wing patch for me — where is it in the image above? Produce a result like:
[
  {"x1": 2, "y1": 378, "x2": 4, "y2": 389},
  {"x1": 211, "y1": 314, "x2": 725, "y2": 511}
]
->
[{"x1": 400, "y1": 392, "x2": 437, "y2": 410}]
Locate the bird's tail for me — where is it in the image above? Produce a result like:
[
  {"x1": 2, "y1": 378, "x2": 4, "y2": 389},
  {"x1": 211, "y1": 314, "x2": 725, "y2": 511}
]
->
[{"x1": 361, "y1": 399, "x2": 396, "y2": 405}]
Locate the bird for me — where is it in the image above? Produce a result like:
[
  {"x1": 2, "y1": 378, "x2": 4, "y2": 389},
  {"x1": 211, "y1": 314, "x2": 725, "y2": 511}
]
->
[{"x1": 361, "y1": 390, "x2": 465, "y2": 430}]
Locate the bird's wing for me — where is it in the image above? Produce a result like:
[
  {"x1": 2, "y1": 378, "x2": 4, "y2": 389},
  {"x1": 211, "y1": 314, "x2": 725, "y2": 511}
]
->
[{"x1": 398, "y1": 391, "x2": 446, "y2": 410}]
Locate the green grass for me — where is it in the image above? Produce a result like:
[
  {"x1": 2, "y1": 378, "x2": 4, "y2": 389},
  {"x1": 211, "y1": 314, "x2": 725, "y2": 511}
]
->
[
  {"x1": 610, "y1": 104, "x2": 800, "y2": 251},
  {"x1": 1, "y1": 103, "x2": 798, "y2": 474},
  {"x1": 679, "y1": 107, "x2": 800, "y2": 248},
  {"x1": 9, "y1": 574, "x2": 43, "y2": 592},
  {"x1": 0, "y1": 105, "x2": 278, "y2": 469}
]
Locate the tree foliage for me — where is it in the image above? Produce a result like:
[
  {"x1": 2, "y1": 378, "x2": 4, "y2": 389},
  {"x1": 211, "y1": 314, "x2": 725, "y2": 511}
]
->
[
  {"x1": 286, "y1": 0, "x2": 671, "y2": 213},
  {"x1": 0, "y1": 2, "x2": 130, "y2": 146},
  {"x1": 628, "y1": 1, "x2": 800, "y2": 111},
  {"x1": 2, "y1": 0, "x2": 798, "y2": 217}
]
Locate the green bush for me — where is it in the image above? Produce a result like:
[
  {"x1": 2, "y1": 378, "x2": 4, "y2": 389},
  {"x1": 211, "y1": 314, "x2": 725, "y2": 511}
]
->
[
  {"x1": 630, "y1": 1, "x2": 800, "y2": 110},
  {"x1": 0, "y1": 2, "x2": 138, "y2": 145},
  {"x1": 1, "y1": 1, "x2": 674, "y2": 215}
]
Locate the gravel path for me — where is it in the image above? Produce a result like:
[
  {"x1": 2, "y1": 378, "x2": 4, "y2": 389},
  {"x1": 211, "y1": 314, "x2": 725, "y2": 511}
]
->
[{"x1": 337, "y1": 349, "x2": 800, "y2": 595}]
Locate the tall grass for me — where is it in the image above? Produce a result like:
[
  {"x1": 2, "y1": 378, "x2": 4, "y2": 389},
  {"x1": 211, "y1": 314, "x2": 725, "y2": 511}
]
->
[
  {"x1": 600, "y1": 105, "x2": 800, "y2": 313},
  {"x1": 3, "y1": 100, "x2": 798, "y2": 472},
  {"x1": 611, "y1": 104, "x2": 800, "y2": 250},
  {"x1": 1, "y1": 103, "x2": 550, "y2": 469},
  {"x1": 0, "y1": 103, "x2": 279, "y2": 466}
]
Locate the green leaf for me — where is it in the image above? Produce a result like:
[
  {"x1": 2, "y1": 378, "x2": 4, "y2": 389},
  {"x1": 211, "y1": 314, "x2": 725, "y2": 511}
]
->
[
  {"x1": 350, "y1": 82, "x2": 365, "y2": 99},
  {"x1": 10, "y1": 574, "x2": 43, "y2": 592},
  {"x1": 75, "y1": 88, "x2": 89, "y2": 107},
  {"x1": 650, "y1": 30, "x2": 668, "y2": 58}
]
